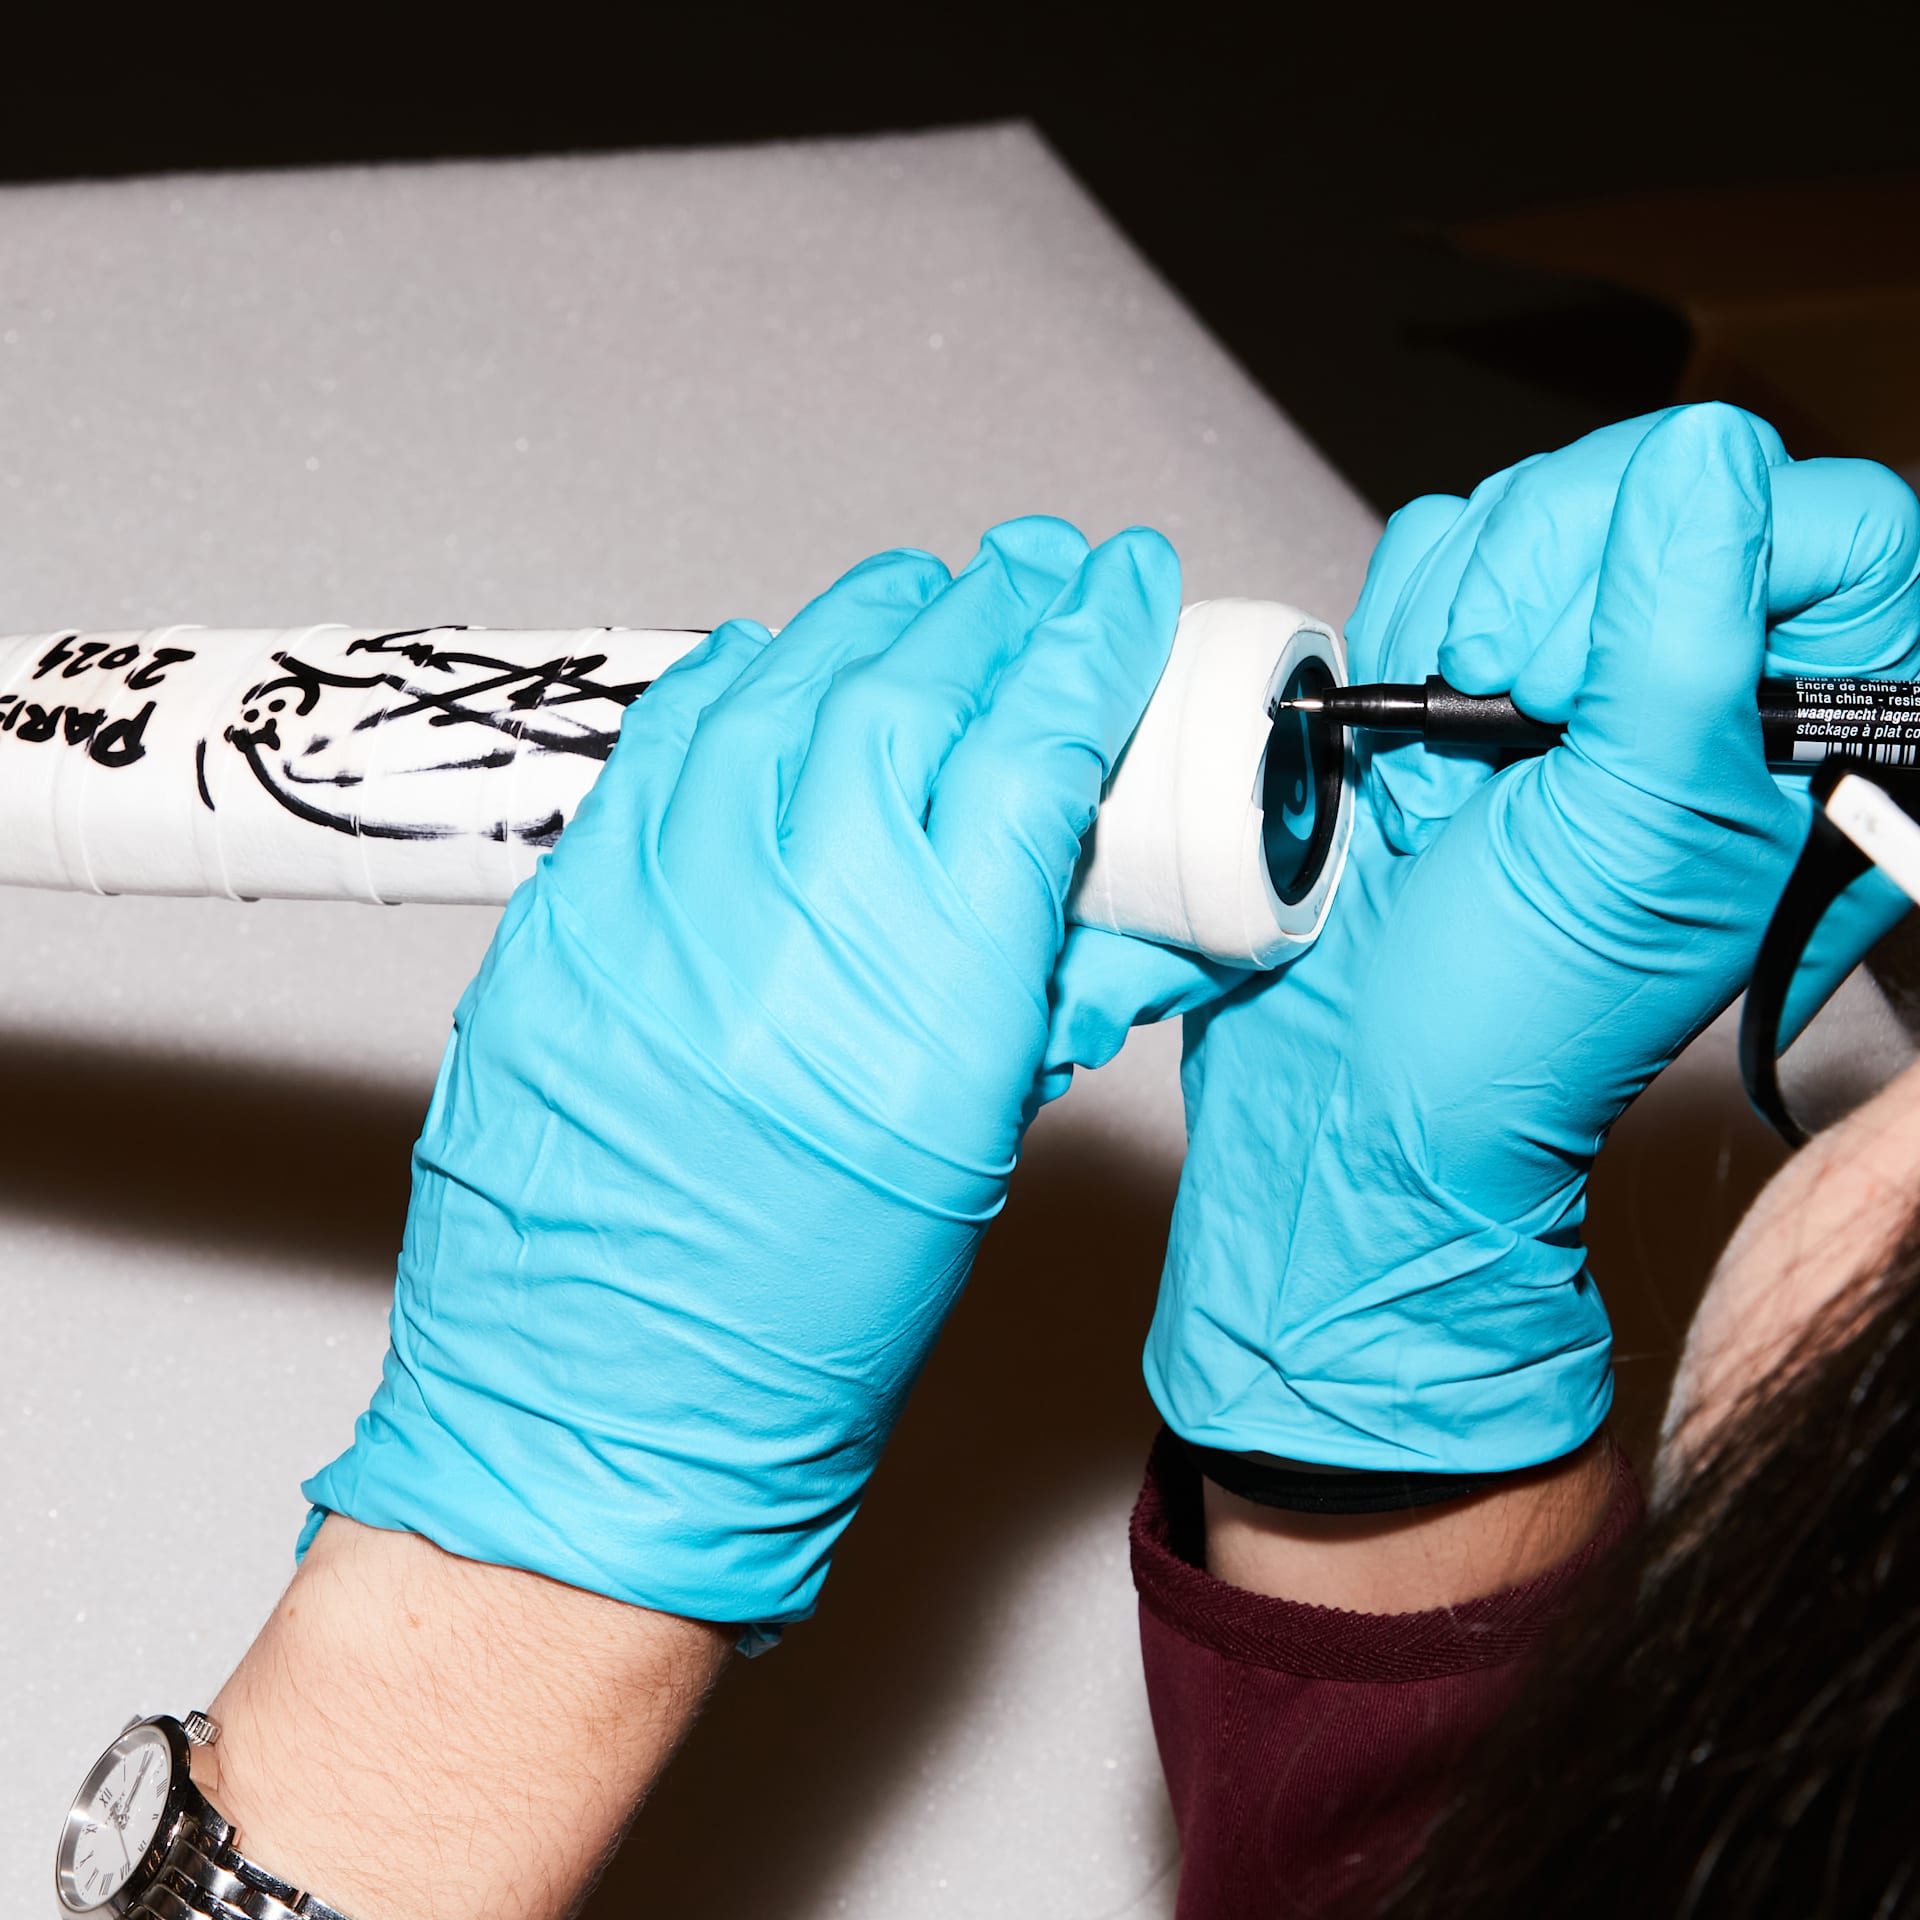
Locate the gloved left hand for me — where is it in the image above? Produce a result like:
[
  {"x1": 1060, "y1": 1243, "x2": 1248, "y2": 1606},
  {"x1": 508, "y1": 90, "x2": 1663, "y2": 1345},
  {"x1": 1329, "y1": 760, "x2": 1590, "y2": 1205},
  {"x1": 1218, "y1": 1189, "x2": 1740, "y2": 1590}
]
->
[{"x1": 303, "y1": 515, "x2": 1181, "y2": 1631}]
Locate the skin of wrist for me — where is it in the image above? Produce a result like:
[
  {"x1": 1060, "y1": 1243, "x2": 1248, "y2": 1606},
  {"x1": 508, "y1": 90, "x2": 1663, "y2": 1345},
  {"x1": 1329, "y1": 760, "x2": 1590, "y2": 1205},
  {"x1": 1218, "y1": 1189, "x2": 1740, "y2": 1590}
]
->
[
  {"x1": 190, "y1": 1515, "x2": 730, "y2": 1920},
  {"x1": 1202, "y1": 1433, "x2": 1615, "y2": 1612}
]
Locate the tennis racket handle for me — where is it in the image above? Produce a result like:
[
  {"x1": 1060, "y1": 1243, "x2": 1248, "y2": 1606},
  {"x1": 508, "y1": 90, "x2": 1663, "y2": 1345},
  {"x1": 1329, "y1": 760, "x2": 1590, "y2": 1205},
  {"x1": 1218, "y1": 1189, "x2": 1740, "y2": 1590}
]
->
[{"x1": 0, "y1": 603, "x2": 1347, "y2": 967}]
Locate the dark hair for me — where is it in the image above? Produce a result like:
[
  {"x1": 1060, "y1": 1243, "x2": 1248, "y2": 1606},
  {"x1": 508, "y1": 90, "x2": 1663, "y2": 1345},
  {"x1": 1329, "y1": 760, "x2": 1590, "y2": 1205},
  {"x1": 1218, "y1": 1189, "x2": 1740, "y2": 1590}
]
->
[{"x1": 1384, "y1": 1209, "x2": 1920, "y2": 1920}]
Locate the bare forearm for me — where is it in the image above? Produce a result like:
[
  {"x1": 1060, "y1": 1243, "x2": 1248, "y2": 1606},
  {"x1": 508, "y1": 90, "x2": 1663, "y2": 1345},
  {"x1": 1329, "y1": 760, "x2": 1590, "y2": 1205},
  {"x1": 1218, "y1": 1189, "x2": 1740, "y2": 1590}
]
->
[
  {"x1": 1203, "y1": 1432, "x2": 1615, "y2": 1611},
  {"x1": 190, "y1": 1515, "x2": 730, "y2": 1920}
]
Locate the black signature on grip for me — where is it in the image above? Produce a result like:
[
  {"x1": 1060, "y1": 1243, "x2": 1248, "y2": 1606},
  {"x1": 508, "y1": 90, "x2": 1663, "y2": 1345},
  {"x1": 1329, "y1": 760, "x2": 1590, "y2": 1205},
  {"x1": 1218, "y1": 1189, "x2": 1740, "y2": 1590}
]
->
[{"x1": 212, "y1": 627, "x2": 654, "y2": 845}]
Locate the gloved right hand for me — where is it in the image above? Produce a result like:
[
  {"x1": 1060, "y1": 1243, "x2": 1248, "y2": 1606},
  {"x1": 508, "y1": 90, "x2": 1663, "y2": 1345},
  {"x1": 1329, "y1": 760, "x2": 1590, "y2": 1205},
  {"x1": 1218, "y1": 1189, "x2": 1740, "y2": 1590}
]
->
[
  {"x1": 1141, "y1": 406, "x2": 1920, "y2": 1476},
  {"x1": 302, "y1": 515, "x2": 1183, "y2": 1633}
]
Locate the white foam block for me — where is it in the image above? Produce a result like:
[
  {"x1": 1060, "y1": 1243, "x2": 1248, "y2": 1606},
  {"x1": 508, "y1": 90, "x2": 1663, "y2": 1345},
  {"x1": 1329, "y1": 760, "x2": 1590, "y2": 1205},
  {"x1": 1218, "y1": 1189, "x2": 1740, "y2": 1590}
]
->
[{"x1": 0, "y1": 127, "x2": 1381, "y2": 1920}]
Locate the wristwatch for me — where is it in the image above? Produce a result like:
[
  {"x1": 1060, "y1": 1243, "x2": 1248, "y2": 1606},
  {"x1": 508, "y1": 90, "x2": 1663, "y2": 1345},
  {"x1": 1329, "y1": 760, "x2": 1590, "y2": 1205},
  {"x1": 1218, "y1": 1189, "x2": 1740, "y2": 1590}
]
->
[{"x1": 53, "y1": 1712, "x2": 359, "y2": 1919}]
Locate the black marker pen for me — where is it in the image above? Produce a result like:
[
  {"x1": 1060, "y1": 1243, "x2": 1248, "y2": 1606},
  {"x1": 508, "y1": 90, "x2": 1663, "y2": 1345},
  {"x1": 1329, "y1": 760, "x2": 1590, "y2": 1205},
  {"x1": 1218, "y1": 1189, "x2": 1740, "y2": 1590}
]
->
[{"x1": 1279, "y1": 675, "x2": 1920, "y2": 770}]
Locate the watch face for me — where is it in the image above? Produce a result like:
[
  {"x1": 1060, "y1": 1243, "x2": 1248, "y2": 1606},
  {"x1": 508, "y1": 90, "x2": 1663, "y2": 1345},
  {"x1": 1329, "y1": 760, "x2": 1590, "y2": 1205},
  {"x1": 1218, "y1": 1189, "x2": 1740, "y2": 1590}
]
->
[{"x1": 55, "y1": 1721, "x2": 176, "y2": 1914}]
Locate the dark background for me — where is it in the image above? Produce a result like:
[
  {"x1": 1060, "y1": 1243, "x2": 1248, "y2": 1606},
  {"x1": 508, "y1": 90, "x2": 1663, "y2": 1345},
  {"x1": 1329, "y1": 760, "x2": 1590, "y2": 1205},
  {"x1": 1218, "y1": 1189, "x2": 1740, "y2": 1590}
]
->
[{"x1": 9, "y1": 1, "x2": 1916, "y2": 514}]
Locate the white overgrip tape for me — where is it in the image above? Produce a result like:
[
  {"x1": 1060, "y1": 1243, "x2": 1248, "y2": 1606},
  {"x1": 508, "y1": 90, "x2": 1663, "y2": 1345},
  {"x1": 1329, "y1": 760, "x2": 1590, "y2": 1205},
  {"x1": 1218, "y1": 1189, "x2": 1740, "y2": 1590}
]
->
[
  {"x1": 1068, "y1": 599, "x2": 1352, "y2": 968},
  {"x1": 0, "y1": 610, "x2": 1355, "y2": 967}
]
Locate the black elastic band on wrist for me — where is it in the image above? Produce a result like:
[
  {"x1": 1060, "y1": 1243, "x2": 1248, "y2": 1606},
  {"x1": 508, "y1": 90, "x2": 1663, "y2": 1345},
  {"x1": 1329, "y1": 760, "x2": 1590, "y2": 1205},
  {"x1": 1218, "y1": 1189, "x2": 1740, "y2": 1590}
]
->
[{"x1": 1179, "y1": 1435, "x2": 1505, "y2": 1515}]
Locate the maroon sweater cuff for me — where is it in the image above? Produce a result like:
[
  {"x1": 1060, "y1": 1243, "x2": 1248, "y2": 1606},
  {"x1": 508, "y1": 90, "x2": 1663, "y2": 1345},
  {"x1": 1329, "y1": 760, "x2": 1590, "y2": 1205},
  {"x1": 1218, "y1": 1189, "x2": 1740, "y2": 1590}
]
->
[
  {"x1": 1131, "y1": 1428, "x2": 1644, "y2": 1917},
  {"x1": 1133, "y1": 1428, "x2": 1644, "y2": 1680}
]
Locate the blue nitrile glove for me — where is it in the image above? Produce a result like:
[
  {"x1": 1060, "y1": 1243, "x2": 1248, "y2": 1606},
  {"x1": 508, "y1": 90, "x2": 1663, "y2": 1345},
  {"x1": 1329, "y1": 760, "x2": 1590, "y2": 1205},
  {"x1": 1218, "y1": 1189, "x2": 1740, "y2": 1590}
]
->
[
  {"x1": 1144, "y1": 405, "x2": 1920, "y2": 1473},
  {"x1": 303, "y1": 516, "x2": 1181, "y2": 1629}
]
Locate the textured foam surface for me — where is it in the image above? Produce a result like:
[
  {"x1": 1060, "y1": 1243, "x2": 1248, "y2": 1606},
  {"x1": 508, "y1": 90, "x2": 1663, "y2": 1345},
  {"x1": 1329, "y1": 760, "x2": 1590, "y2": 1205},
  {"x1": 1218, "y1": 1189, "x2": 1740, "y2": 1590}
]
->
[{"x1": 0, "y1": 127, "x2": 1379, "y2": 1919}]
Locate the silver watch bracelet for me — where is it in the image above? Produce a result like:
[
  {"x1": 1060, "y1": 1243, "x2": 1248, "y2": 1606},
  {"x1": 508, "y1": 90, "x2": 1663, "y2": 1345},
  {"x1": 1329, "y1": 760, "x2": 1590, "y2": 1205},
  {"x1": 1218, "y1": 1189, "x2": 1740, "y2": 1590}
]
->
[{"x1": 128, "y1": 1805, "x2": 360, "y2": 1920}]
